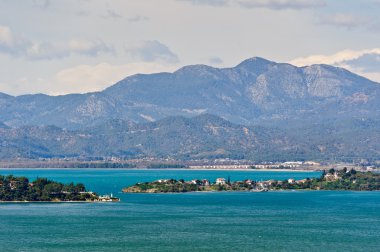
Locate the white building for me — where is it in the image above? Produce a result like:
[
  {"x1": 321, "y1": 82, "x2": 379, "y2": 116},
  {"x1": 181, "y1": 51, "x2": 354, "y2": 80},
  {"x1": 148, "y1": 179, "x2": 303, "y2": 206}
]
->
[
  {"x1": 191, "y1": 180, "x2": 199, "y2": 185},
  {"x1": 156, "y1": 179, "x2": 169, "y2": 183},
  {"x1": 288, "y1": 178, "x2": 295, "y2": 184},
  {"x1": 215, "y1": 178, "x2": 226, "y2": 185},
  {"x1": 324, "y1": 172, "x2": 339, "y2": 181}
]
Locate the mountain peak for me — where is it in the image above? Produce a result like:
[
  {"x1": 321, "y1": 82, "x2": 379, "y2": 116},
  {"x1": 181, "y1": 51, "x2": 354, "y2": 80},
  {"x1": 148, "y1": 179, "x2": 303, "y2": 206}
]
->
[
  {"x1": 237, "y1": 57, "x2": 275, "y2": 65},
  {"x1": 234, "y1": 57, "x2": 276, "y2": 73},
  {"x1": 175, "y1": 64, "x2": 219, "y2": 75}
]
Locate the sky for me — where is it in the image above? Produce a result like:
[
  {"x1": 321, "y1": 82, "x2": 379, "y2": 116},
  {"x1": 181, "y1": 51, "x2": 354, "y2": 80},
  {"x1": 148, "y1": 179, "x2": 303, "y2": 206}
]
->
[{"x1": 0, "y1": 0, "x2": 379, "y2": 95}]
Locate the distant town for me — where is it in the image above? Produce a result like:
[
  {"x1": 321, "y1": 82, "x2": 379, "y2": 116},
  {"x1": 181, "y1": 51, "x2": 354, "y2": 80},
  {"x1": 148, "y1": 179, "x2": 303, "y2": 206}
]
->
[{"x1": 0, "y1": 157, "x2": 379, "y2": 172}]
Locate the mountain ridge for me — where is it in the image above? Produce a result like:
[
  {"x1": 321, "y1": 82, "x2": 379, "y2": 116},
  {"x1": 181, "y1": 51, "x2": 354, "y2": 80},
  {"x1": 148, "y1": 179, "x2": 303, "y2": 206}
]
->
[
  {"x1": 0, "y1": 114, "x2": 379, "y2": 162},
  {"x1": 0, "y1": 57, "x2": 379, "y2": 130}
]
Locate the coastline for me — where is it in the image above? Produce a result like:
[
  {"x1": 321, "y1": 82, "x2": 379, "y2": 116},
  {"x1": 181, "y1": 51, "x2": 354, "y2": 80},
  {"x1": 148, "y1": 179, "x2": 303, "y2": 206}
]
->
[
  {"x1": 0, "y1": 167, "x2": 320, "y2": 172},
  {"x1": 122, "y1": 169, "x2": 379, "y2": 193},
  {"x1": 0, "y1": 200, "x2": 98, "y2": 203},
  {"x1": 187, "y1": 168, "x2": 317, "y2": 172},
  {"x1": 122, "y1": 189, "x2": 380, "y2": 194}
]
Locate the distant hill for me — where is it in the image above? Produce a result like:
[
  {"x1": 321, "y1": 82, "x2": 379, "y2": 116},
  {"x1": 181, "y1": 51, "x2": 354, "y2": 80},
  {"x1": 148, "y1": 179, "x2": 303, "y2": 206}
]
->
[
  {"x1": 0, "y1": 57, "x2": 379, "y2": 129},
  {"x1": 0, "y1": 114, "x2": 379, "y2": 162},
  {"x1": 1, "y1": 57, "x2": 379, "y2": 162}
]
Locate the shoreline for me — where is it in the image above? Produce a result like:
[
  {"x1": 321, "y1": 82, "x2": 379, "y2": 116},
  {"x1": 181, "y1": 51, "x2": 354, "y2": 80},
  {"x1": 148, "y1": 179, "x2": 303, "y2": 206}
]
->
[
  {"x1": 0, "y1": 201, "x2": 101, "y2": 203},
  {"x1": 122, "y1": 189, "x2": 380, "y2": 194},
  {"x1": 0, "y1": 168, "x2": 320, "y2": 172},
  {"x1": 122, "y1": 169, "x2": 378, "y2": 193},
  {"x1": 187, "y1": 168, "x2": 318, "y2": 172}
]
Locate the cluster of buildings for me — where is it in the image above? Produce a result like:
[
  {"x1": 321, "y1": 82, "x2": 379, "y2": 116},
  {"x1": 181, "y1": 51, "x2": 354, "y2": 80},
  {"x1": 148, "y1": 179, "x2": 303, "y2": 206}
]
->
[
  {"x1": 154, "y1": 177, "x2": 310, "y2": 189},
  {"x1": 156, "y1": 178, "x2": 213, "y2": 186},
  {"x1": 188, "y1": 161, "x2": 323, "y2": 170},
  {"x1": 324, "y1": 172, "x2": 340, "y2": 182}
]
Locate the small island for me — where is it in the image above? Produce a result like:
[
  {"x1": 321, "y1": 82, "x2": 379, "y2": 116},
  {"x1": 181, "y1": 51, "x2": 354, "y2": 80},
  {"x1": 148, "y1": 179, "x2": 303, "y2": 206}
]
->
[
  {"x1": 122, "y1": 168, "x2": 380, "y2": 193},
  {"x1": 0, "y1": 175, "x2": 119, "y2": 202}
]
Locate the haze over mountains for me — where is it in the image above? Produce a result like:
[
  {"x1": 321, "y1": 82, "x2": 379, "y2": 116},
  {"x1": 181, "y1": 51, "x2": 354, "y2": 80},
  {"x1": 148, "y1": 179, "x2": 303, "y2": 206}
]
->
[{"x1": 1, "y1": 57, "x2": 379, "y2": 161}]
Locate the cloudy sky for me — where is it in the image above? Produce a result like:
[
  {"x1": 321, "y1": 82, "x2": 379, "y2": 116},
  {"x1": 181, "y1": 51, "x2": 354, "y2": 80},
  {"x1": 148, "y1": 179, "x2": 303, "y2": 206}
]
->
[{"x1": 0, "y1": 0, "x2": 379, "y2": 95}]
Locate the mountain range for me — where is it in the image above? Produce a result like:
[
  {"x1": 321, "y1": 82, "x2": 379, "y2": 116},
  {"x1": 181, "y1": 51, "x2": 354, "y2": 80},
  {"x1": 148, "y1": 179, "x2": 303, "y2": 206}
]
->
[
  {"x1": 0, "y1": 57, "x2": 379, "y2": 162},
  {"x1": 1, "y1": 57, "x2": 379, "y2": 129}
]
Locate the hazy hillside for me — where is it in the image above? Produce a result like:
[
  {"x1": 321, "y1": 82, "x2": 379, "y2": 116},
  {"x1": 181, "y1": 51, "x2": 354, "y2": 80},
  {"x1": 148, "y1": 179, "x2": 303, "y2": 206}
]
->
[
  {"x1": 1, "y1": 114, "x2": 379, "y2": 162},
  {"x1": 1, "y1": 57, "x2": 379, "y2": 129}
]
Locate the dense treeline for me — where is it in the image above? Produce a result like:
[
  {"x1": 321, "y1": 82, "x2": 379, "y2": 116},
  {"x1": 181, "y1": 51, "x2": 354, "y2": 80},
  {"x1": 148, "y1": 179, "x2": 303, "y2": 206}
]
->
[
  {"x1": 274, "y1": 169, "x2": 380, "y2": 191},
  {"x1": 0, "y1": 162, "x2": 137, "y2": 169},
  {"x1": 127, "y1": 179, "x2": 200, "y2": 193},
  {"x1": 123, "y1": 179, "x2": 267, "y2": 193},
  {"x1": 0, "y1": 175, "x2": 97, "y2": 201},
  {"x1": 74, "y1": 163, "x2": 136, "y2": 168},
  {"x1": 146, "y1": 163, "x2": 187, "y2": 169}
]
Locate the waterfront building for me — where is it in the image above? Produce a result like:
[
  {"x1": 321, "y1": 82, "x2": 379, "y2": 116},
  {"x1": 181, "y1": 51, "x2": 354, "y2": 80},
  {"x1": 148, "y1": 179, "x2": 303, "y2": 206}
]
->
[{"x1": 215, "y1": 178, "x2": 226, "y2": 185}]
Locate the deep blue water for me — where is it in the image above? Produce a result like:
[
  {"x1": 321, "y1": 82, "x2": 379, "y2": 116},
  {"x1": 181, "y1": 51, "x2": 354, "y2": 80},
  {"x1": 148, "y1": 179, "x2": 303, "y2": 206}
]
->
[{"x1": 1, "y1": 169, "x2": 380, "y2": 252}]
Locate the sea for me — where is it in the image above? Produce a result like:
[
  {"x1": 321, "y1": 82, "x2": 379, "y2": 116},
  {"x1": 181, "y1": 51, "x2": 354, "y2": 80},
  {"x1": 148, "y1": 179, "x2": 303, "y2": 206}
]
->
[{"x1": 0, "y1": 169, "x2": 379, "y2": 252}]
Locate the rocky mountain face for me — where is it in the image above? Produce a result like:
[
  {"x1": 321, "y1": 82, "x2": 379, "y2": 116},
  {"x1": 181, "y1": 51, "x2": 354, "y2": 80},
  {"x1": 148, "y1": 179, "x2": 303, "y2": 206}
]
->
[{"x1": 1, "y1": 57, "x2": 379, "y2": 129}]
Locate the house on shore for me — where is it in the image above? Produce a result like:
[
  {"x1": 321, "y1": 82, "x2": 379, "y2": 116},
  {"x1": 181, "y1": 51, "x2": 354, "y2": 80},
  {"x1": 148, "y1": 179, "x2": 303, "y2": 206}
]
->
[
  {"x1": 215, "y1": 178, "x2": 226, "y2": 185},
  {"x1": 288, "y1": 178, "x2": 295, "y2": 184},
  {"x1": 324, "y1": 172, "x2": 339, "y2": 181},
  {"x1": 296, "y1": 179, "x2": 308, "y2": 184}
]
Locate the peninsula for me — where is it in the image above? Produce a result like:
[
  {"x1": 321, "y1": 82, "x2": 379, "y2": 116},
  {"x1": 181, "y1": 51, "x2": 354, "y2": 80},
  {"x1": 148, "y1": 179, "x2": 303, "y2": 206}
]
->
[
  {"x1": 0, "y1": 175, "x2": 119, "y2": 202},
  {"x1": 122, "y1": 169, "x2": 380, "y2": 193}
]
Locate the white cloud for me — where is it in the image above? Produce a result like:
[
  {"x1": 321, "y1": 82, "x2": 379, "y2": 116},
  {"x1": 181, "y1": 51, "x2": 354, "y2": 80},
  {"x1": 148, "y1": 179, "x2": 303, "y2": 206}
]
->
[
  {"x1": 290, "y1": 48, "x2": 380, "y2": 83},
  {"x1": 342, "y1": 53, "x2": 380, "y2": 73},
  {"x1": 54, "y1": 62, "x2": 178, "y2": 94},
  {"x1": 319, "y1": 13, "x2": 370, "y2": 29},
  {"x1": 208, "y1": 56, "x2": 223, "y2": 65},
  {"x1": 32, "y1": 0, "x2": 50, "y2": 9},
  {"x1": 0, "y1": 81, "x2": 17, "y2": 96},
  {"x1": 127, "y1": 15, "x2": 149, "y2": 23},
  {"x1": 179, "y1": 0, "x2": 325, "y2": 9},
  {"x1": 179, "y1": 0, "x2": 230, "y2": 7},
  {"x1": 0, "y1": 25, "x2": 30, "y2": 55},
  {"x1": 361, "y1": 72, "x2": 380, "y2": 83},
  {"x1": 101, "y1": 9, "x2": 122, "y2": 19},
  {"x1": 0, "y1": 26, "x2": 13, "y2": 47},
  {"x1": 0, "y1": 25, "x2": 112, "y2": 60},
  {"x1": 26, "y1": 40, "x2": 112, "y2": 60},
  {"x1": 290, "y1": 49, "x2": 380, "y2": 66},
  {"x1": 0, "y1": 62, "x2": 179, "y2": 95},
  {"x1": 237, "y1": 0, "x2": 325, "y2": 9},
  {"x1": 126, "y1": 40, "x2": 179, "y2": 64}
]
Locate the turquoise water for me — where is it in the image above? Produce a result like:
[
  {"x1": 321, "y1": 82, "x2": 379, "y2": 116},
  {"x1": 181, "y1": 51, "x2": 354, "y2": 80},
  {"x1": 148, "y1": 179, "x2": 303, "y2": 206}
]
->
[{"x1": 0, "y1": 169, "x2": 380, "y2": 251}]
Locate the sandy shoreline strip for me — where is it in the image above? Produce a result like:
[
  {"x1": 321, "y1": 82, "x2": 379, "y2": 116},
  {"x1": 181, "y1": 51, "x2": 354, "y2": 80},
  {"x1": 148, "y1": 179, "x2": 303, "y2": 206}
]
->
[
  {"x1": 0, "y1": 168, "x2": 319, "y2": 172},
  {"x1": 187, "y1": 168, "x2": 318, "y2": 172}
]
